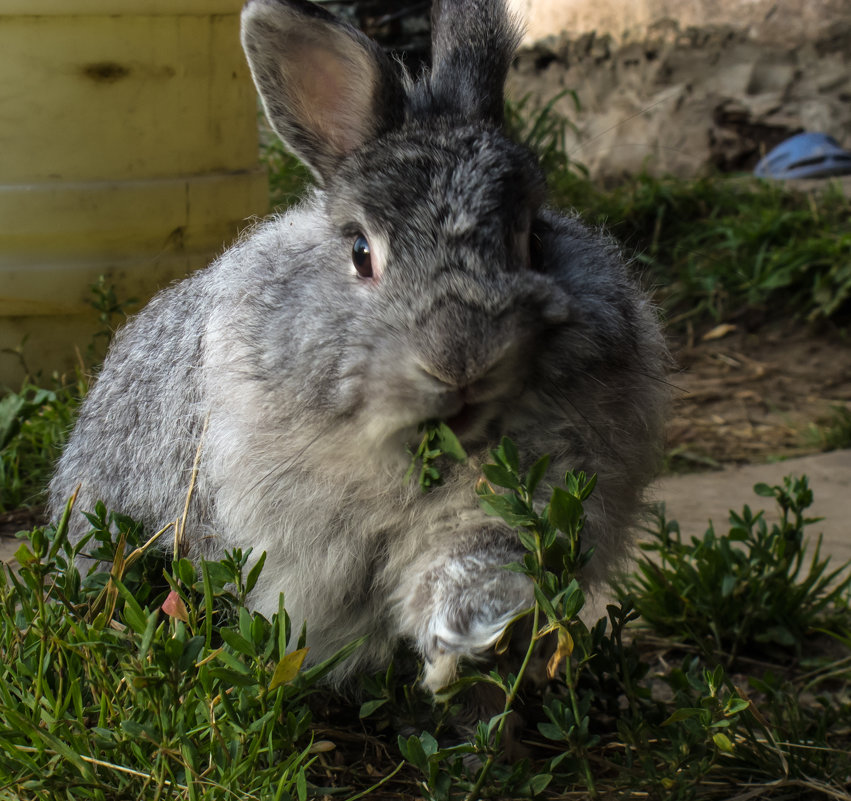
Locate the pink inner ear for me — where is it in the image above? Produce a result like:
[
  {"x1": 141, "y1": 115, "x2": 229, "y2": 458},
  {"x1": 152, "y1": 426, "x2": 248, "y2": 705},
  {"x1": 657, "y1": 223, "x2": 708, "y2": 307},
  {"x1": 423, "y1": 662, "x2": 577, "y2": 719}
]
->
[{"x1": 294, "y1": 44, "x2": 377, "y2": 158}]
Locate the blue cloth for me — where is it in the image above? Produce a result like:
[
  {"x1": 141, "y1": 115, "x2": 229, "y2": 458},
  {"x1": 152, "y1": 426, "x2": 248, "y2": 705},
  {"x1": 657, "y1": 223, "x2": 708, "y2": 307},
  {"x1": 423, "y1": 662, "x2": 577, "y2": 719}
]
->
[{"x1": 754, "y1": 132, "x2": 851, "y2": 180}]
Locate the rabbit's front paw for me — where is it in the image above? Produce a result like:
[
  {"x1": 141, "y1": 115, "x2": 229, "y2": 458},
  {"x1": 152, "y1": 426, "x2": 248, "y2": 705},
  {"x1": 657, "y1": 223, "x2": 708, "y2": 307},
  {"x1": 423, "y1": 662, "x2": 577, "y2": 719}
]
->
[{"x1": 397, "y1": 541, "x2": 533, "y2": 692}]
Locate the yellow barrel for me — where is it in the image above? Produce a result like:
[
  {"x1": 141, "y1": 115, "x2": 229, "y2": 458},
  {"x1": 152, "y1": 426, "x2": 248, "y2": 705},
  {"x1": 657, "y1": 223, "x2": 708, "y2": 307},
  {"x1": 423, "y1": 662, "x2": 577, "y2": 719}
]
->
[{"x1": 0, "y1": 0, "x2": 269, "y2": 386}]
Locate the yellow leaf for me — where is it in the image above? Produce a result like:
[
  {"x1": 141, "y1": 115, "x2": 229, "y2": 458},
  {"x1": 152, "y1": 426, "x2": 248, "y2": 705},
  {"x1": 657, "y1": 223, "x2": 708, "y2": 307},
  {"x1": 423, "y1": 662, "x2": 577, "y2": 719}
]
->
[
  {"x1": 546, "y1": 626, "x2": 574, "y2": 679},
  {"x1": 713, "y1": 732, "x2": 734, "y2": 753},
  {"x1": 269, "y1": 647, "x2": 309, "y2": 689},
  {"x1": 701, "y1": 323, "x2": 737, "y2": 341}
]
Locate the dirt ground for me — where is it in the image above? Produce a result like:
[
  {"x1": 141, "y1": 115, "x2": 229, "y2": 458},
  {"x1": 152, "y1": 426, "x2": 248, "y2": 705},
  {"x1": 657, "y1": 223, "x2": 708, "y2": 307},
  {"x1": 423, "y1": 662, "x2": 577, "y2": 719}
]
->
[{"x1": 665, "y1": 321, "x2": 851, "y2": 468}]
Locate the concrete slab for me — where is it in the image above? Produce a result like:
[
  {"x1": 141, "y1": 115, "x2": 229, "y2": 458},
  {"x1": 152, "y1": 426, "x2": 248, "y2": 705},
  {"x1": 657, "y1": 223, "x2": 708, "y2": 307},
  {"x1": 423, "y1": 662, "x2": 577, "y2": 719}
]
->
[
  {"x1": 651, "y1": 449, "x2": 851, "y2": 565},
  {"x1": 0, "y1": 535, "x2": 17, "y2": 565}
]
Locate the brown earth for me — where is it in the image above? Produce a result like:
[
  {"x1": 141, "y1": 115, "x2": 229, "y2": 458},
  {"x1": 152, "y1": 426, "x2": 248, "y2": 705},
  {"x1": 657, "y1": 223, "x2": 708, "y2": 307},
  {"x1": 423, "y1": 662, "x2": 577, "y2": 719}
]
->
[{"x1": 666, "y1": 322, "x2": 851, "y2": 469}]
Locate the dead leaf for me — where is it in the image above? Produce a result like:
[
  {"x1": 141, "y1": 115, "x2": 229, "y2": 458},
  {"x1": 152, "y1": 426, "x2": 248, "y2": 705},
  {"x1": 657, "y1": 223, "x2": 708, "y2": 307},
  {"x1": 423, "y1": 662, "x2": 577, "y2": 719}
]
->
[
  {"x1": 546, "y1": 626, "x2": 574, "y2": 680},
  {"x1": 161, "y1": 590, "x2": 188, "y2": 622},
  {"x1": 269, "y1": 647, "x2": 309, "y2": 690},
  {"x1": 702, "y1": 323, "x2": 737, "y2": 341}
]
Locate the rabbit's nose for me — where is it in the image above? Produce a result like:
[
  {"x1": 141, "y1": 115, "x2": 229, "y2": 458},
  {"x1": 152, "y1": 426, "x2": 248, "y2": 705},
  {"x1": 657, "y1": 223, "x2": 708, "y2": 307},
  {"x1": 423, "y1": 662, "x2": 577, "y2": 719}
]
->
[
  {"x1": 416, "y1": 351, "x2": 515, "y2": 402},
  {"x1": 417, "y1": 354, "x2": 493, "y2": 391}
]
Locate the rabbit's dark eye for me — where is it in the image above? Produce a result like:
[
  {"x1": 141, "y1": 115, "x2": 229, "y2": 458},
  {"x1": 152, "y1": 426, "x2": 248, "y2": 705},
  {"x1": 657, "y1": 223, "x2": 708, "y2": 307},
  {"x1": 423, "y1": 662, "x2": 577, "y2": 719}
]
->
[{"x1": 352, "y1": 234, "x2": 373, "y2": 278}]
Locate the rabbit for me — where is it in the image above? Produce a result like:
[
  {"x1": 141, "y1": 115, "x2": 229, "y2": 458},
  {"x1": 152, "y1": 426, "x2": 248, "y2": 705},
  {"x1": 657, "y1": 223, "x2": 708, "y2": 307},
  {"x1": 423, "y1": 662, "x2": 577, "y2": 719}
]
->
[{"x1": 48, "y1": 0, "x2": 668, "y2": 695}]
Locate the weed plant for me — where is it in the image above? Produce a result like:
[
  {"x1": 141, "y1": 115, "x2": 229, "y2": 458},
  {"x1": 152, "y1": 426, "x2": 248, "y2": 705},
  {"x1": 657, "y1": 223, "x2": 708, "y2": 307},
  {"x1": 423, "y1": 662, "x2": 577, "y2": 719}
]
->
[
  {"x1": 619, "y1": 476, "x2": 851, "y2": 663},
  {"x1": 0, "y1": 497, "x2": 362, "y2": 800},
  {"x1": 0, "y1": 379, "x2": 84, "y2": 513}
]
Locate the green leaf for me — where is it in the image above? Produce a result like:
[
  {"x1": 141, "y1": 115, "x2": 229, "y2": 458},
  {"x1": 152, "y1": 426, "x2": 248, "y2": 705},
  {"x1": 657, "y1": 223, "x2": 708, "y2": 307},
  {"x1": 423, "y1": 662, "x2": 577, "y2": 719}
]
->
[
  {"x1": 358, "y1": 698, "x2": 388, "y2": 718},
  {"x1": 435, "y1": 422, "x2": 467, "y2": 461},
  {"x1": 498, "y1": 437, "x2": 520, "y2": 473},
  {"x1": 482, "y1": 463, "x2": 520, "y2": 490},
  {"x1": 245, "y1": 551, "x2": 267, "y2": 595},
  {"x1": 529, "y1": 773, "x2": 553, "y2": 795},
  {"x1": 533, "y1": 583, "x2": 559, "y2": 623},
  {"x1": 725, "y1": 697, "x2": 750, "y2": 716},
  {"x1": 548, "y1": 487, "x2": 583, "y2": 534},
  {"x1": 661, "y1": 707, "x2": 703, "y2": 726},
  {"x1": 478, "y1": 494, "x2": 534, "y2": 527},
  {"x1": 398, "y1": 733, "x2": 428, "y2": 773},
  {"x1": 720, "y1": 574, "x2": 737, "y2": 597},
  {"x1": 208, "y1": 667, "x2": 258, "y2": 687},
  {"x1": 221, "y1": 628, "x2": 256, "y2": 658},
  {"x1": 215, "y1": 648, "x2": 251, "y2": 674},
  {"x1": 526, "y1": 454, "x2": 550, "y2": 496},
  {"x1": 176, "y1": 557, "x2": 196, "y2": 587},
  {"x1": 114, "y1": 578, "x2": 147, "y2": 633},
  {"x1": 537, "y1": 721, "x2": 566, "y2": 740},
  {"x1": 14, "y1": 543, "x2": 35, "y2": 567}
]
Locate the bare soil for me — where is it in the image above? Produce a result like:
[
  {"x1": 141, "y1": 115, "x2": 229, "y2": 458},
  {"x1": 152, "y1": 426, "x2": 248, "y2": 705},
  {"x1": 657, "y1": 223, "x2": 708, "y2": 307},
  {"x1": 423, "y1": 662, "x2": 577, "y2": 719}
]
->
[{"x1": 666, "y1": 321, "x2": 851, "y2": 468}]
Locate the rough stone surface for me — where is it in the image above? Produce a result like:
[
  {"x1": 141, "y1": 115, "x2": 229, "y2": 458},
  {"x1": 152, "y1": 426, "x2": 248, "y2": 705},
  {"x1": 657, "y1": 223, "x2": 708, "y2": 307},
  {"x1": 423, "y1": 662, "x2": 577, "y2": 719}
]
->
[
  {"x1": 507, "y1": 5, "x2": 851, "y2": 178},
  {"x1": 508, "y1": 0, "x2": 851, "y2": 47}
]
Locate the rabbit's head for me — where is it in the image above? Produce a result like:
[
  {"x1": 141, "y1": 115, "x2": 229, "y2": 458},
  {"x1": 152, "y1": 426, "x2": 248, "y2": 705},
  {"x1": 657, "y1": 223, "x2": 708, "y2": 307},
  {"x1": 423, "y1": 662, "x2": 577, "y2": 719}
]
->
[{"x1": 239, "y1": 0, "x2": 665, "y2": 473}]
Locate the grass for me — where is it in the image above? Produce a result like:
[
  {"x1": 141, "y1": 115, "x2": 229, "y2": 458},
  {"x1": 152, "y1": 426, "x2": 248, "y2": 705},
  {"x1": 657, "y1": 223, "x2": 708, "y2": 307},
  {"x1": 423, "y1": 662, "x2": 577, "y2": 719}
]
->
[
  {"x1": 807, "y1": 405, "x2": 851, "y2": 452},
  {"x1": 0, "y1": 445, "x2": 849, "y2": 799},
  {"x1": 548, "y1": 170, "x2": 851, "y2": 331},
  {"x1": 0, "y1": 378, "x2": 84, "y2": 513}
]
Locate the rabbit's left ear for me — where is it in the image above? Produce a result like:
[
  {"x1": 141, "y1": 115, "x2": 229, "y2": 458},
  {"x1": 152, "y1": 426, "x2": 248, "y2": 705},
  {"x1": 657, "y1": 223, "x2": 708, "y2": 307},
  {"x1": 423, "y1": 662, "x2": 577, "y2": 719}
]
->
[{"x1": 241, "y1": 0, "x2": 405, "y2": 184}]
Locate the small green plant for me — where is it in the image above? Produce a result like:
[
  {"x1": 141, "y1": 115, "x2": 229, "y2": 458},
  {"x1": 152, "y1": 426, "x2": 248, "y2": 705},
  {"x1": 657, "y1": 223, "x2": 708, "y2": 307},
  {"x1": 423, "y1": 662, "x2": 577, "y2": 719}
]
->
[
  {"x1": 0, "y1": 379, "x2": 84, "y2": 512},
  {"x1": 0, "y1": 276, "x2": 134, "y2": 513},
  {"x1": 86, "y1": 274, "x2": 136, "y2": 364},
  {"x1": 260, "y1": 133, "x2": 312, "y2": 209},
  {"x1": 395, "y1": 439, "x2": 768, "y2": 799},
  {"x1": 405, "y1": 420, "x2": 468, "y2": 492},
  {"x1": 619, "y1": 475, "x2": 851, "y2": 663}
]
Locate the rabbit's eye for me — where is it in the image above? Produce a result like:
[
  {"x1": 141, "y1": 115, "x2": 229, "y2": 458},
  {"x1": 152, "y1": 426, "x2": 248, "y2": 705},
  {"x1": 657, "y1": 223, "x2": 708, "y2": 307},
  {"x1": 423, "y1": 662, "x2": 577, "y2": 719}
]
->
[{"x1": 352, "y1": 235, "x2": 373, "y2": 278}]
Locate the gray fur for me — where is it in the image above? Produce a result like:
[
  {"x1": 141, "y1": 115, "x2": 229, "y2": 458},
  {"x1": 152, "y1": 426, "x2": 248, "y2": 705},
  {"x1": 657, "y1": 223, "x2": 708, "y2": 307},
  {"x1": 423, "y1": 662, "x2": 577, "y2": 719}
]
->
[{"x1": 49, "y1": 0, "x2": 668, "y2": 690}]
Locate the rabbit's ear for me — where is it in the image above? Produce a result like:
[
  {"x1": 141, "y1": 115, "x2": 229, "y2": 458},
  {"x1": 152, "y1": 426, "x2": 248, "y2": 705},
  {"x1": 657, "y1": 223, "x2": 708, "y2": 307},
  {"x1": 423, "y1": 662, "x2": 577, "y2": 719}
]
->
[
  {"x1": 429, "y1": 0, "x2": 521, "y2": 125},
  {"x1": 241, "y1": 0, "x2": 404, "y2": 184}
]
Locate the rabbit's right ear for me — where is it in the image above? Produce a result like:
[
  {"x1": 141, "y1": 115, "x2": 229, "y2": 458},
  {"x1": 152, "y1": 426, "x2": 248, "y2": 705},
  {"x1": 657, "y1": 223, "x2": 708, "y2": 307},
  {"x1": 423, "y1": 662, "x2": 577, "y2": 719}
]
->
[{"x1": 241, "y1": 0, "x2": 405, "y2": 184}]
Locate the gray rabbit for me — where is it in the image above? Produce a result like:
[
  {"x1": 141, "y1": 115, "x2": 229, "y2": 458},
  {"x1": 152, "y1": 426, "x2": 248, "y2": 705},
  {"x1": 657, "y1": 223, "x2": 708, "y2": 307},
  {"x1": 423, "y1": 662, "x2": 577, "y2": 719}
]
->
[{"x1": 49, "y1": 0, "x2": 668, "y2": 693}]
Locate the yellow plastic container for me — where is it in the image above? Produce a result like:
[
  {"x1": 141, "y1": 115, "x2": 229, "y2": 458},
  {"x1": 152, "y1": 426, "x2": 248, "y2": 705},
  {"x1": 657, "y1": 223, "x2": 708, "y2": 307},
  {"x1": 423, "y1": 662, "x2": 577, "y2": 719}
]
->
[{"x1": 0, "y1": 0, "x2": 269, "y2": 386}]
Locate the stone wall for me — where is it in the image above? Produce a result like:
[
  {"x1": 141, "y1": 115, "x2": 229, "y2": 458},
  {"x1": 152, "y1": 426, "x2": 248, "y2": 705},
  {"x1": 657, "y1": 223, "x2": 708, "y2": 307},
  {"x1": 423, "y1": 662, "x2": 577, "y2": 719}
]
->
[{"x1": 506, "y1": 1, "x2": 851, "y2": 178}]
